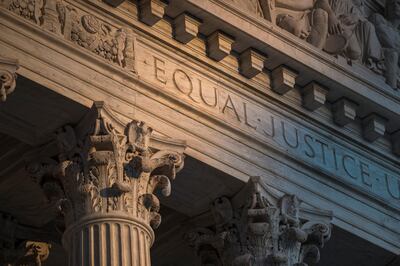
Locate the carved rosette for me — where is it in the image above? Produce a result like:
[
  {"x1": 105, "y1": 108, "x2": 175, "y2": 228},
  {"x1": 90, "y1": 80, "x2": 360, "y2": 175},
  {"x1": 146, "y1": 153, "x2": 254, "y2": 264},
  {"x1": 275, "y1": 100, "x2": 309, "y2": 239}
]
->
[
  {"x1": 0, "y1": 57, "x2": 19, "y2": 102},
  {"x1": 185, "y1": 177, "x2": 332, "y2": 266},
  {"x1": 29, "y1": 102, "x2": 185, "y2": 265}
]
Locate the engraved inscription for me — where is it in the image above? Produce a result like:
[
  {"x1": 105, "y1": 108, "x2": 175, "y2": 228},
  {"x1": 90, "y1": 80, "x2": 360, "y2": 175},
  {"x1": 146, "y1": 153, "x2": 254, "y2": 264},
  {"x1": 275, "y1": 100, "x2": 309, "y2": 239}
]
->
[{"x1": 137, "y1": 47, "x2": 400, "y2": 207}]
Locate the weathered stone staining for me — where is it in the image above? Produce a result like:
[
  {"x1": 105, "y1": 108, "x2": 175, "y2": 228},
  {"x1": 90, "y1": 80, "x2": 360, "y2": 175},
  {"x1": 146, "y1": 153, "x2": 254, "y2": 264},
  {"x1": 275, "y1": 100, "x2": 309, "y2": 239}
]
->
[
  {"x1": 0, "y1": 56, "x2": 19, "y2": 102},
  {"x1": 173, "y1": 13, "x2": 201, "y2": 44},
  {"x1": 301, "y1": 82, "x2": 329, "y2": 111},
  {"x1": 139, "y1": 0, "x2": 167, "y2": 26},
  {"x1": 362, "y1": 114, "x2": 387, "y2": 142},
  {"x1": 29, "y1": 102, "x2": 186, "y2": 266},
  {"x1": 271, "y1": 66, "x2": 298, "y2": 95},
  {"x1": 332, "y1": 98, "x2": 358, "y2": 126},
  {"x1": 185, "y1": 177, "x2": 332, "y2": 266},
  {"x1": 206, "y1": 31, "x2": 235, "y2": 61},
  {"x1": 239, "y1": 48, "x2": 266, "y2": 78}
]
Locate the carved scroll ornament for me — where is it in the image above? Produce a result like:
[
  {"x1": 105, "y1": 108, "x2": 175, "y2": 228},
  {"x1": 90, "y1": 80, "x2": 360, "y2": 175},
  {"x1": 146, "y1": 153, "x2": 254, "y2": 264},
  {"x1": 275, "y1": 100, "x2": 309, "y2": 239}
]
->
[
  {"x1": 185, "y1": 177, "x2": 332, "y2": 266},
  {"x1": 0, "y1": 57, "x2": 19, "y2": 102},
  {"x1": 28, "y1": 102, "x2": 185, "y2": 230}
]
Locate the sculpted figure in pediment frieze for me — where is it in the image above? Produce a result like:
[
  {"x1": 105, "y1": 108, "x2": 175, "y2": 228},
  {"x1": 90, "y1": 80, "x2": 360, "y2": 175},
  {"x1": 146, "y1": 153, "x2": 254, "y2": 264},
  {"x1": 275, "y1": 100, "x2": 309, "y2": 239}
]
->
[
  {"x1": 260, "y1": 0, "x2": 341, "y2": 49},
  {"x1": 224, "y1": 0, "x2": 266, "y2": 17},
  {"x1": 326, "y1": 0, "x2": 382, "y2": 65},
  {"x1": 370, "y1": 0, "x2": 400, "y2": 89}
]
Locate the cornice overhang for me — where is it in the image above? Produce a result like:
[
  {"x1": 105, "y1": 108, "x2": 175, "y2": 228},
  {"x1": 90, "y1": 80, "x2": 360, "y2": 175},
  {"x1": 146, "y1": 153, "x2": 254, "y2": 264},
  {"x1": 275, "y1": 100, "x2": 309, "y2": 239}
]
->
[
  {"x1": 161, "y1": 0, "x2": 400, "y2": 154},
  {"x1": 173, "y1": 0, "x2": 400, "y2": 120}
]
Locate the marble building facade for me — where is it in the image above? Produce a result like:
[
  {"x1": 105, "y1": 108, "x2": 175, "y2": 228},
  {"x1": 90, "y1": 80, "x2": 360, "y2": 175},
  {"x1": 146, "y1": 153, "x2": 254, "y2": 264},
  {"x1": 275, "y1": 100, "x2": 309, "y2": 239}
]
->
[{"x1": 0, "y1": 0, "x2": 400, "y2": 265}]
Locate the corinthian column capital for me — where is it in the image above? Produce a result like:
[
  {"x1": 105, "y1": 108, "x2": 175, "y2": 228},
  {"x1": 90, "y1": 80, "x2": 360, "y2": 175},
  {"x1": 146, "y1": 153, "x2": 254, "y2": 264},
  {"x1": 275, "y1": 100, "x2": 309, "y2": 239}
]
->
[
  {"x1": 0, "y1": 56, "x2": 19, "y2": 102},
  {"x1": 28, "y1": 101, "x2": 186, "y2": 266},
  {"x1": 185, "y1": 177, "x2": 332, "y2": 266}
]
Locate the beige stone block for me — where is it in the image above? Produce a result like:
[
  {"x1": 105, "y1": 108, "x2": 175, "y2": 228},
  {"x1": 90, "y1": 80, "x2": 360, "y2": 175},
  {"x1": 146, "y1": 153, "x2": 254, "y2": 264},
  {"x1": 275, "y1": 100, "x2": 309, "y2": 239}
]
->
[
  {"x1": 239, "y1": 48, "x2": 266, "y2": 79},
  {"x1": 139, "y1": 0, "x2": 167, "y2": 26},
  {"x1": 332, "y1": 98, "x2": 358, "y2": 126},
  {"x1": 271, "y1": 66, "x2": 297, "y2": 95},
  {"x1": 207, "y1": 31, "x2": 234, "y2": 61},
  {"x1": 301, "y1": 82, "x2": 329, "y2": 111},
  {"x1": 173, "y1": 13, "x2": 201, "y2": 44},
  {"x1": 362, "y1": 114, "x2": 387, "y2": 142}
]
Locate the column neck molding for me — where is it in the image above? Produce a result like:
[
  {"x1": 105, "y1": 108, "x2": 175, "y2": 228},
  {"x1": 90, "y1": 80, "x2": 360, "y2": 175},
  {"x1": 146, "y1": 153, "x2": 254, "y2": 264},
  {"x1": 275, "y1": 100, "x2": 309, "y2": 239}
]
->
[{"x1": 185, "y1": 177, "x2": 333, "y2": 266}]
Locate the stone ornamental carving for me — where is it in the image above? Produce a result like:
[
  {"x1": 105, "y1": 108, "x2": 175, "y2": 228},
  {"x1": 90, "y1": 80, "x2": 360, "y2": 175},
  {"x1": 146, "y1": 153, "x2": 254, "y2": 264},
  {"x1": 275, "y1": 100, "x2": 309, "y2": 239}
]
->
[
  {"x1": 14, "y1": 241, "x2": 52, "y2": 266},
  {"x1": 221, "y1": 0, "x2": 399, "y2": 89},
  {"x1": 28, "y1": 101, "x2": 185, "y2": 266},
  {"x1": 56, "y1": 5, "x2": 136, "y2": 71},
  {"x1": 0, "y1": 241, "x2": 51, "y2": 266},
  {"x1": 0, "y1": 214, "x2": 52, "y2": 266},
  {"x1": 327, "y1": 0, "x2": 382, "y2": 67},
  {"x1": 371, "y1": 0, "x2": 400, "y2": 89},
  {"x1": 185, "y1": 177, "x2": 332, "y2": 266},
  {"x1": 1, "y1": 0, "x2": 136, "y2": 72},
  {"x1": 0, "y1": 56, "x2": 19, "y2": 102}
]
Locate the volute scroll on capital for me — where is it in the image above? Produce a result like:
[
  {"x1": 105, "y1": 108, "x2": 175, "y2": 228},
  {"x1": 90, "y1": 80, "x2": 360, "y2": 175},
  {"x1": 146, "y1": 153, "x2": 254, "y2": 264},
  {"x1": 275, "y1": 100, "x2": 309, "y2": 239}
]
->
[
  {"x1": 0, "y1": 56, "x2": 19, "y2": 102},
  {"x1": 185, "y1": 176, "x2": 332, "y2": 266},
  {"x1": 28, "y1": 101, "x2": 186, "y2": 230}
]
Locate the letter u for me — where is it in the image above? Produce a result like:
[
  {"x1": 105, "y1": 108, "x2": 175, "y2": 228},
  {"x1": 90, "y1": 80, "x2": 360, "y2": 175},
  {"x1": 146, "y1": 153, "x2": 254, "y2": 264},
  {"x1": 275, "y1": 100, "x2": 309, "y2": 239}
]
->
[
  {"x1": 385, "y1": 174, "x2": 400, "y2": 200},
  {"x1": 281, "y1": 121, "x2": 299, "y2": 149}
]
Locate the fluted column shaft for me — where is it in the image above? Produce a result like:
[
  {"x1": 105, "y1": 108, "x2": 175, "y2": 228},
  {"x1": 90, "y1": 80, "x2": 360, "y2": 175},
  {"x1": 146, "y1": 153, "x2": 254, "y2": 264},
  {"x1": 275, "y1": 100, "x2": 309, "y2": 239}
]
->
[{"x1": 63, "y1": 216, "x2": 153, "y2": 266}]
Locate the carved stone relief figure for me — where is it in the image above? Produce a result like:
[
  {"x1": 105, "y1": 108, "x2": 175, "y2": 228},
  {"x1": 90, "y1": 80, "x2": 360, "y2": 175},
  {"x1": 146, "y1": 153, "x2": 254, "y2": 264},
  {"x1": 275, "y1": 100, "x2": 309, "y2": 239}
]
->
[
  {"x1": 370, "y1": 0, "x2": 400, "y2": 89},
  {"x1": 224, "y1": 0, "x2": 265, "y2": 17},
  {"x1": 262, "y1": 0, "x2": 342, "y2": 49},
  {"x1": 326, "y1": 0, "x2": 382, "y2": 66}
]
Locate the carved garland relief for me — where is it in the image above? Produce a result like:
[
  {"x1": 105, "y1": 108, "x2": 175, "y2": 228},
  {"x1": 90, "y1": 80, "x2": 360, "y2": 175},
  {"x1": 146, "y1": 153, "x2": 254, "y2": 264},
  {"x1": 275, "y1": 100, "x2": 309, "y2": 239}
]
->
[{"x1": 1, "y1": 0, "x2": 136, "y2": 72}]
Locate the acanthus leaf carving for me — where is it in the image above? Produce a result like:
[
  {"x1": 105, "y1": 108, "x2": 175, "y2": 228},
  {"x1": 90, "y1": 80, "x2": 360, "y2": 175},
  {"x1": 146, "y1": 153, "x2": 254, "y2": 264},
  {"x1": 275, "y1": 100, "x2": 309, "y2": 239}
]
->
[
  {"x1": 29, "y1": 101, "x2": 185, "y2": 231},
  {"x1": 185, "y1": 177, "x2": 332, "y2": 266}
]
